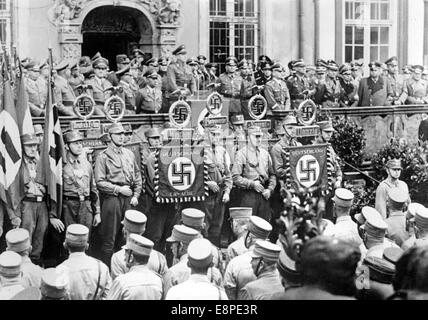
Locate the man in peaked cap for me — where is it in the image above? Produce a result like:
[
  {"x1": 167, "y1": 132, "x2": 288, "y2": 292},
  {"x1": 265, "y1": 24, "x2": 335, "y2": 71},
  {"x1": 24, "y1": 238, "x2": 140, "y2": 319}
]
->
[
  {"x1": 239, "y1": 240, "x2": 282, "y2": 300},
  {"x1": 402, "y1": 206, "x2": 428, "y2": 251},
  {"x1": 62, "y1": 130, "x2": 100, "y2": 231},
  {"x1": 397, "y1": 64, "x2": 428, "y2": 105},
  {"x1": 110, "y1": 210, "x2": 168, "y2": 281},
  {"x1": 226, "y1": 208, "x2": 253, "y2": 264},
  {"x1": 357, "y1": 256, "x2": 395, "y2": 300},
  {"x1": 94, "y1": 123, "x2": 142, "y2": 267},
  {"x1": 232, "y1": 125, "x2": 277, "y2": 221},
  {"x1": 57, "y1": 224, "x2": 111, "y2": 300},
  {"x1": 53, "y1": 59, "x2": 76, "y2": 116},
  {"x1": 239, "y1": 59, "x2": 257, "y2": 120},
  {"x1": 40, "y1": 268, "x2": 69, "y2": 300},
  {"x1": 324, "y1": 188, "x2": 362, "y2": 246},
  {"x1": 229, "y1": 114, "x2": 246, "y2": 141},
  {"x1": 358, "y1": 61, "x2": 393, "y2": 106},
  {"x1": 264, "y1": 63, "x2": 291, "y2": 114},
  {"x1": 108, "y1": 234, "x2": 163, "y2": 300},
  {"x1": 317, "y1": 60, "x2": 342, "y2": 108},
  {"x1": 84, "y1": 55, "x2": 112, "y2": 115},
  {"x1": 338, "y1": 63, "x2": 359, "y2": 108},
  {"x1": 0, "y1": 251, "x2": 26, "y2": 300},
  {"x1": 162, "y1": 225, "x2": 223, "y2": 295},
  {"x1": 165, "y1": 238, "x2": 228, "y2": 300},
  {"x1": 384, "y1": 56, "x2": 405, "y2": 105},
  {"x1": 224, "y1": 216, "x2": 272, "y2": 300},
  {"x1": 375, "y1": 158, "x2": 410, "y2": 220},
  {"x1": 135, "y1": 69, "x2": 162, "y2": 114},
  {"x1": 68, "y1": 59, "x2": 85, "y2": 93},
  {"x1": 5, "y1": 228, "x2": 42, "y2": 288},
  {"x1": 24, "y1": 61, "x2": 46, "y2": 117},
  {"x1": 106, "y1": 54, "x2": 131, "y2": 86},
  {"x1": 165, "y1": 44, "x2": 196, "y2": 105},
  {"x1": 385, "y1": 188, "x2": 410, "y2": 246},
  {"x1": 286, "y1": 59, "x2": 316, "y2": 110}
]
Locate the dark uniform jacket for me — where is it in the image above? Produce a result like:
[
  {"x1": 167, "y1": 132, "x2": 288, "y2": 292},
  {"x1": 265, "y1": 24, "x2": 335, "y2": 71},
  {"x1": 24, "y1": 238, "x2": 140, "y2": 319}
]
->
[
  {"x1": 166, "y1": 60, "x2": 196, "y2": 98},
  {"x1": 135, "y1": 85, "x2": 162, "y2": 114},
  {"x1": 358, "y1": 76, "x2": 392, "y2": 106}
]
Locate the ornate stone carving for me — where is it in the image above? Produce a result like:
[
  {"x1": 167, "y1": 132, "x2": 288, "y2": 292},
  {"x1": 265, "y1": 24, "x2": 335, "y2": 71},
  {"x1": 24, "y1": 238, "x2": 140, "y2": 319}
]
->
[
  {"x1": 61, "y1": 43, "x2": 81, "y2": 59},
  {"x1": 82, "y1": 9, "x2": 140, "y2": 38},
  {"x1": 158, "y1": 0, "x2": 181, "y2": 25},
  {"x1": 48, "y1": 0, "x2": 87, "y2": 24}
]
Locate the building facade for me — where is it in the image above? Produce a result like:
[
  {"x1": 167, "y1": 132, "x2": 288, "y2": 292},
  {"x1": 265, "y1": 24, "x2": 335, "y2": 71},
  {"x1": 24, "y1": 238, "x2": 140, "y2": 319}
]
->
[{"x1": 3, "y1": 0, "x2": 428, "y2": 71}]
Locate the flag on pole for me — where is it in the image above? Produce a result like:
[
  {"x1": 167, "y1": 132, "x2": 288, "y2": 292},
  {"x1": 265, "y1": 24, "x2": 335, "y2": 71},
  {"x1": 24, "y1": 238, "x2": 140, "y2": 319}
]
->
[
  {"x1": 0, "y1": 56, "x2": 25, "y2": 210},
  {"x1": 36, "y1": 50, "x2": 65, "y2": 218},
  {"x1": 15, "y1": 57, "x2": 34, "y2": 135}
]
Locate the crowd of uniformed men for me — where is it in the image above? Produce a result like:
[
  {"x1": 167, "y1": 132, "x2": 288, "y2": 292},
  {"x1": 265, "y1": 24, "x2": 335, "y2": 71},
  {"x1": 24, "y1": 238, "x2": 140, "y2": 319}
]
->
[{"x1": 1, "y1": 44, "x2": 428, "y2": 300}]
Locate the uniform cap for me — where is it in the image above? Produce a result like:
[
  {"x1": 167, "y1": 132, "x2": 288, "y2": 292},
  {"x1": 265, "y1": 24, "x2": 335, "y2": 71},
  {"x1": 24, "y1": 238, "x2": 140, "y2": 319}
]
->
[
  {"x1": 369, "y1": 61, "x2": 382, "y2": 69},
  {"x1": 355, "y1": 206, "x2": 382, "y2": 225},
  {"x1": 363, "y1": 256, "x2": 395, "y2": 284},
  {"x1": 181, "y1": 208, "x2": 205, "y2": 228},
  {"x1": 386, "y1": 159, "x2": 402, "y2": 169},
  {"x1": 33, "y1": 125, "x2": 43, "y2": 135},
  {"x1": 247, "y1": 125, "x2": 263, "y2": 137},
  {"x1": 187, "y1": 238, "x2": 213, "y2": 269},
  {"x1": 238, "y1": 59, "x2": 249, "y2": 69},
  {"x1": 0, "y1": 251, "x2": 22, "y2": 277},
  {"x1": 327, "y1": 60, "x2": 339, "y2": 71},
  {"x1": 292, "y1": 59, "x2": 306, "y2": 68},
  {"x1": 363, "y1": 213, "x2": 388, "y2": 239},
  {"x1": 116, "y1": 65, "x2": 131, "y2": 77},
  {"x1": 91, "y1": 52, "x2": 102, "y2": 62},
  {"x1": 251, "y1": 240, "x2": 281, "y2": 263},
  {"x1": 26, "y1": 61, "x2": 40, "y2": 72},
  {"x1": 339, "y1": 63, "x2": 352, "y2": 75},
  {"x1": 69, "y1": 60, "x2": 78, "y2": 71},
  {"x1": 306, "y1": 65, "x2": 316, "y2": 72},
  {"x1": 132, "y1": 48, "x2": 144, "y2": 56},
  {"x1": 144, "y1": 127, "x2": 162, "y2": 138},
  {"x1": 382, "y1": 247, "x2": 403, "y2": 265},
  {"x1": 258, "y1": 55, "x2": 272, "y2": 63},
  {"x1": 172, "y1": 45, "x2": 187, "y2": 56},
  {"x1": 116, "y1": 54, "x2": 130, "y2": 65},
  {"x1": 11, "y1": 287, "x2": 41, "y2": 300},
  {"x1": 122, "y1": 210, "x2": 147, "y2": 234},
  {"x1": 229, "y1": 207, "x2": 252, "y2": 220},
  {"x1": 65, "y1": 224, "x2": 89, "y2": 246},
  {"x1": 262, "y1": 63, "x2": 272, "y2": 71},
  {"x1": 6, "y1": 228, "x2": 31, "y2": 252},
  {"x1": 166, "y1": 224, "x2": 199, "y2": 244},
  {"x1": 247, "y1": 216, "x2": 272, "y2": 239},
  {"x1": 197, "y1": 55, "x2": 207, "y2": 61},
  {"x1": 277, "y1": 250, "x2": 300, "y2": 282},
  {"x1": 54, "y1": 60, "x2": 69, "y2": 72},
  {"x1": 333, "y1": 188, "x2": 354, "y2": 208},
  {"x1": 124, "y1": 234, "x2": 153, "y2": 257},
  {"x1": 40, "y1": 268, "x2": 68, "y2": 299},
  {"x1": 225, "y1": 56, "x2": 238, "y2": 66},
  {"x1": 385, "y1": 56, "x2": 398, "y2": 65},
  {"x1": 413, "y1": 65, "x2": 424, "y2": 73},
  {"x1": 144, "y1": 57, "x2": 158, "y2": 67},
  {"x1": 64, "y1": 130, "x2": 83, "y2": 144},
  {"x1": 108, "y1": 123, "x2": 125, "y2": 134},
  {"x1": 231, "y1": 114, "x2": 245, "y2": 125},
  {"x1": 387, "y1": 188, "x2": 408, "y2": 209},
  {"x1": 21, "y1": 133, "x2": 40, "y2": 145},
  {"x1": 143, "y1": 69, "x2": 159, "y2": 79},
  {"x1": 271, "y1": 63, "x2": 283, "y2": 72},
  {"x1": 407, "y1": 202, "x2": 424, "y2": 218},
  {"x1": 206, "y1": 62, "x2": 218, "y2": 69},
  {"x1": 282, "y1": 115, "x2": 298, "y2": 126},
  {"x1": 92, "y1": 57, "x2": 108, "y2": 69},
  {"x1": 318, "y1": 120, "x2": 335, "y2": 132},
  {"x1": 186, "y1": 58, "x2": 199, "y2": 66},
  {"x1": 415, "y1": 207, "x2": 428, "y2": 230}
]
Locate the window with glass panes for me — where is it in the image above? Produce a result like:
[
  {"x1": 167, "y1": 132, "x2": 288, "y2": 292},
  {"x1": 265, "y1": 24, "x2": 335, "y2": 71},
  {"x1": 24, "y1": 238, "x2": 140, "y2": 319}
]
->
[
  {"x1": 344, "y1": 0, "x2": 395, "y2": 64},
  {"x1": 0, "y1": 0, "x2": 6, "y2": 11},
  {"x1": 209, "y1": 0, "x2": 259, "y2": 74},
  {"x1": 0, "y1": 19, "x2": 6, "y2": 44}
]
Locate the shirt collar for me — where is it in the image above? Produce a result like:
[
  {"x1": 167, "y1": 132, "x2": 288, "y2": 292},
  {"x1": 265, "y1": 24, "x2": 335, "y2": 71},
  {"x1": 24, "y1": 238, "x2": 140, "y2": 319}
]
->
[
  {"x1": 109, "y1": 144, "x2": 123, "y2": 154},
  {"x1": 24, "y1": 155, "x2": 37, "y2": 165},
  {"x1": 336, "y1": 216, "x2": 352, "y2": 223},
  {"x1": 66, "y1": 152, "x2": 81, "y2": 165},
  {"x1": 189, "y1": 274, "x2": 211, "y2": 283},
  {"x1": 69, "y1": 252, "x2": 87, "y2": 258}
]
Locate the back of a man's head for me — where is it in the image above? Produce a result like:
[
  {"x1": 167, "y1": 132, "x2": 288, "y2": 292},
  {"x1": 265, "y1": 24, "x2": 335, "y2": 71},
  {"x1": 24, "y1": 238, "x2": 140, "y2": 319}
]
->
[
  {"x1": 394, "y1": 246, "x2": 428, "y2": 293},
  {"x1": 298, "y1": 236, "x2": 361, "y2": 297}
]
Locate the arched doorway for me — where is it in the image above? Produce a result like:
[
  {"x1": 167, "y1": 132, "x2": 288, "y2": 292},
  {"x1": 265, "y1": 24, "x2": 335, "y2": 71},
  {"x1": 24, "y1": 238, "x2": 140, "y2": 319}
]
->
[{"x1": 81, "y1": 5, "x2": 152, "y2": 70}]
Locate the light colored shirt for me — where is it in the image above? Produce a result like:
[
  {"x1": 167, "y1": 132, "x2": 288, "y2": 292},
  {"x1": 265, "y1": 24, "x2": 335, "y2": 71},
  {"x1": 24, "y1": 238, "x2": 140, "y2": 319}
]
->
[
  {"x1": 324, "y1": 216, "x2": 362, "y2": 246},
  {"x1": 375, "y1": 179, "x2": 409, "y2": 220},
  {"x1": 0, "y1": 277, "x2": 25, "y2": 300},
  {"x1": 226, "y1": 236, "x2": 248, "y2": 265},
  {"x1": 165, "y1": 274, "x2": 228, "y2": 300},
  {"x1": 223, "y1": 250, "x2": 256, "y2": 300},
  {"x1": 21, "y1": 256, "x2": 43, "y2": 288}
]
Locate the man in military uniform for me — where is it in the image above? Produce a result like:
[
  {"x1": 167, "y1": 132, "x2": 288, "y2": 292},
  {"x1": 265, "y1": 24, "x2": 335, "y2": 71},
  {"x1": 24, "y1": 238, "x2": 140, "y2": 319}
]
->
[
  {"x1": 53, "y1": 60, "x2": 76, "y2": 116},
  {"x1": 264, "y1": 63, "x2": 291, "y2": 113},
  {"x1": 110, "y1": 210, "x2": 168, "y2": 280},
  {"x1": 232, "y1": 126, "x2": 276, "y2": 221},
  {"x1": 375, "y1": 158, "x2": 410, "y2": 220},
  {"x1": 197, "y1": 55, "x2": 210, "y2": 90},
  {"x1": 402, "y1": 206, "x2": 428, "y2": 251},
  {"x1": 40, "y1": 268, "x2": 69, "y2": 300},
  {"x1": 239, "y1": 59, "x2": 256, "y2": 120},
  {"x1": 255, "y1": 62, "x2": 273, "y2": 86},
  {"x1": 267, "y1": 250, "x2": 301, "y2": 299},
  {"x1": 397, "y1": 65, "x2": 428, "y2": 104},
  {"x1": 317, "y1": 60, "x2": 342, "y2": 108},
  {"x1": 165, "y1": 45, "x2": 196, "y2": 105},
  {"x1": 68, "y1": 61, "x2": 84, "y2": 94},
  {"x1": 286, "y1": 59, "x2": 316, "y2": 110},
  {"x1": 116, "y1": 66, "x2": 138, "y2": 114},
  {"x1": 162, "y1": 225, "x2": 222, "y2": 295},
  {"x1": 63, "y1": 130, "x2": 100, "y2": 230},
  {"x1": 223, "y1": 216, "x2": 272, "y2": 300},
  {"x1": 206, "y1": 62, "x2": 218, "y2": 83},
  {"x1": 57, "y1": 224, "x2": 111, "y2": 300},
  {"x1": 0, "y1": 251, "x2": 26, "y2": 300},
  {"x1": 358, "y1": 61, "x2": 392, "y2": 106},
  {"x1": 226, "y1": 207, "x2": 252, "y2": 264},
  {"x1": 108, "y1": 234, "x2": 163, "y2": 300},
  {"x1": 385, "y1": 189, "x2": 410, "y2": 247},
  {"x1": 165, "y1": 238, "x2": 228, "y2": 300},
  {"x1": 25, "y1": 62, "x2": 46, "y2": 117},
  {"x1": 94, "y1": 123, "x2": 142, "y2": 266},
  {"x1": 239, "y1": 240, "x2": 282, "y2": 300},
  {"x1": 384, "y1": 57, "x2": 405, "y2": 105},
  {"x1": 85, "y1": 56, "x2": 112, "y2": 115},
  {"x1": 215, "y1": 56, "x2": 243, "y2": 118},
  {"x1": 338, "y1": 63, "x2": 359, "y2": 108},
  {"x1": 357, "y1": 256, "x2": 395, "y2": 300},
  {"x1": 135, "y1": 70, "x2": 162, "y2": 114},
  {"x1": 107, "y1": 54, "x2": 131, "y2": 86},
  {"x1": 229, "y1": 114, "x2": 246, "y2": 141},
  {"x1": 186, "y1": 57, "x2": 203, "y2": 92},
  {"x1": 142, "y1": 128, "x2": 176, "y2": 254}
]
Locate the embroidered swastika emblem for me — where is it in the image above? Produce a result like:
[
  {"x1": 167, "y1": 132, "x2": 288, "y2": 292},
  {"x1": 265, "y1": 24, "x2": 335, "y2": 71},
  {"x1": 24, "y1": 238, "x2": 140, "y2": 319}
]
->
[
  {"x1": 168, "y1": 157, "x2": 196, "y2": 191},
  {"x1": 296, "y1": 155, "x2": 320, "y2": 188}
]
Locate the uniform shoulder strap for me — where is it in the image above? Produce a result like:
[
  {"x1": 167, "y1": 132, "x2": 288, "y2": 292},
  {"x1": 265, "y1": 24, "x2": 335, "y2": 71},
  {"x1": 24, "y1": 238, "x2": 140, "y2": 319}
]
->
[{"x1": 93, "y1": 259, "x2": 102, "y2": 300}]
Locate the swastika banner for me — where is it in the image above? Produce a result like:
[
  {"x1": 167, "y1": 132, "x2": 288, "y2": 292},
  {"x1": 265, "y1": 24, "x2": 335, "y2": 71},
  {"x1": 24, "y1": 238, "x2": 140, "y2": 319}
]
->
[
  {"x1": 284, "y1": 144, "x2": 332, "y2": 193},
  {"x1": 154, "y1": 145, "x2": 207, "y2": 203}
]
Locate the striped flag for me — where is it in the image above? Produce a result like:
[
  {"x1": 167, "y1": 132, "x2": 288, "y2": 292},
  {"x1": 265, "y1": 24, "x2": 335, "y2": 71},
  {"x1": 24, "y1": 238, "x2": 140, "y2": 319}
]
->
[
  {"x1": 36, "y1": 58, "x2": 65, "y2": 217},
  {"x1": 15, "y1": 59, "x2": 34, "y2": 135},
  {"x1": 0, "y1": 59, "x2": 24, "y2": 210}
]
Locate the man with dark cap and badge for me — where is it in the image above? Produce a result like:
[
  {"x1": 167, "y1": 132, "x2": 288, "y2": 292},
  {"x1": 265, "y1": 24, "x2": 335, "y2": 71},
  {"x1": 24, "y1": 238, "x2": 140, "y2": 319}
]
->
[
  {"x1": 264, "y1": 63, "x2": 291, "y2": 113},
  {"x1": 5, "y1": 228, "x2": 42, "y2": 288},
  {"x1": 0, "y1": 251, "x2": 26, "y2": 300},
  {"x1": 402, "y1": 206, "x2": 428, "y2": 250},
  {"x1": 317, "y1": 60, "x2": 342, "y2": 108},
  {"x1": 107, "y1": 54, "x2": 131, "y2": 86},
  {"x1": 206, "y1": 62, "x2": 218, "y2": 83},
  {"x1": 166, "y1": 238, "x2": 227, "y2": 300},
  {"x1": 186, "y1": 57, "x2": 203, "y2": 90},
  {"x1": 110, "y1": 210, "x2": 167, "y2": 280},
  {"x1": 57, "y1": 224, "x2": 111, "y2": 300},
  {"x1": 384, "y1": 56, "x2": 405, "y2": 105},
  {"x1": 397, "y1": 64, "x2": 428, "y2": 104},
  {"x1": 165, "y1": 45, "x2": 196, "y2": 104},
  {"x1": 239, "y1": 240, "x2": 282, "y2": 300},
  {"x1": 94, "y1": 122, "x2": 143, "y2": 266},
  {"x1": 232, "y1": 125, "x2": 277, "y2": 221},
  {"x1": 135, "y1": 69, "x2": 162, "y2": 114},
  {"x1": 358, "y1": 61, "x2": 392, "y2": 106},
  {"x1": 108, "y1": 234, "x2": 163, "y2": 300},
  {"x1": 214, "y1": 56, "x2": 244, "y2": 118},
  {"x1": 68, "y1": 60, "x2": 85, "y2": 94},
  {"x1": 375, "y1": 158, "x2": 410, "y2": 220},
  {"x1": 63, "y1": 130, "x2": 100, "y2": 230},
  {"x1": 385, "y1": 189, "x2": 410, "y2": 247},
  {"x1": 239, "y1": 59, "x2": 257, "y2": 120},
  {"x1": 286, "y1": 59, "x2": 316, "y2": 110},
  {"x1": 338, "y1": 63, "x2": 359, "y2": 108},
  {"x1": 224, "y1": 216, "x2": 272, "y2": 300},
  {"x1": 53, "y1": 60, "x2": 76, "y2": 116},
  {"x1": 255, "y1": 61, "x2": 273, "y2": 86},
  {"x1": 116, "y1": 66, "x2": 138, "y2": 114},
  {"x1": 163, "y1": 225, "x2": 223, "y2": 295},
  {"x1": 24, "y1": 62, "x2": 46, "y2": 116},
  {"x1": 226, "y1": 207, "x2": 252, "y2": 264},
  {"x1": 85, "y1": 56, "x2": 112, "y2": 115},
  {"x1": 40, "y1": 268, "x2": 69, "y2": 300}
]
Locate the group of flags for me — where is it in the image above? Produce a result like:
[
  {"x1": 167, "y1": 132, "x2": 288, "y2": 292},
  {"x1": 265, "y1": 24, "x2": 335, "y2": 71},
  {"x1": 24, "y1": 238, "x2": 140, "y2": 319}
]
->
[{"x1": 0, "y1": 49, "x2": 64, "y2": 220}]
